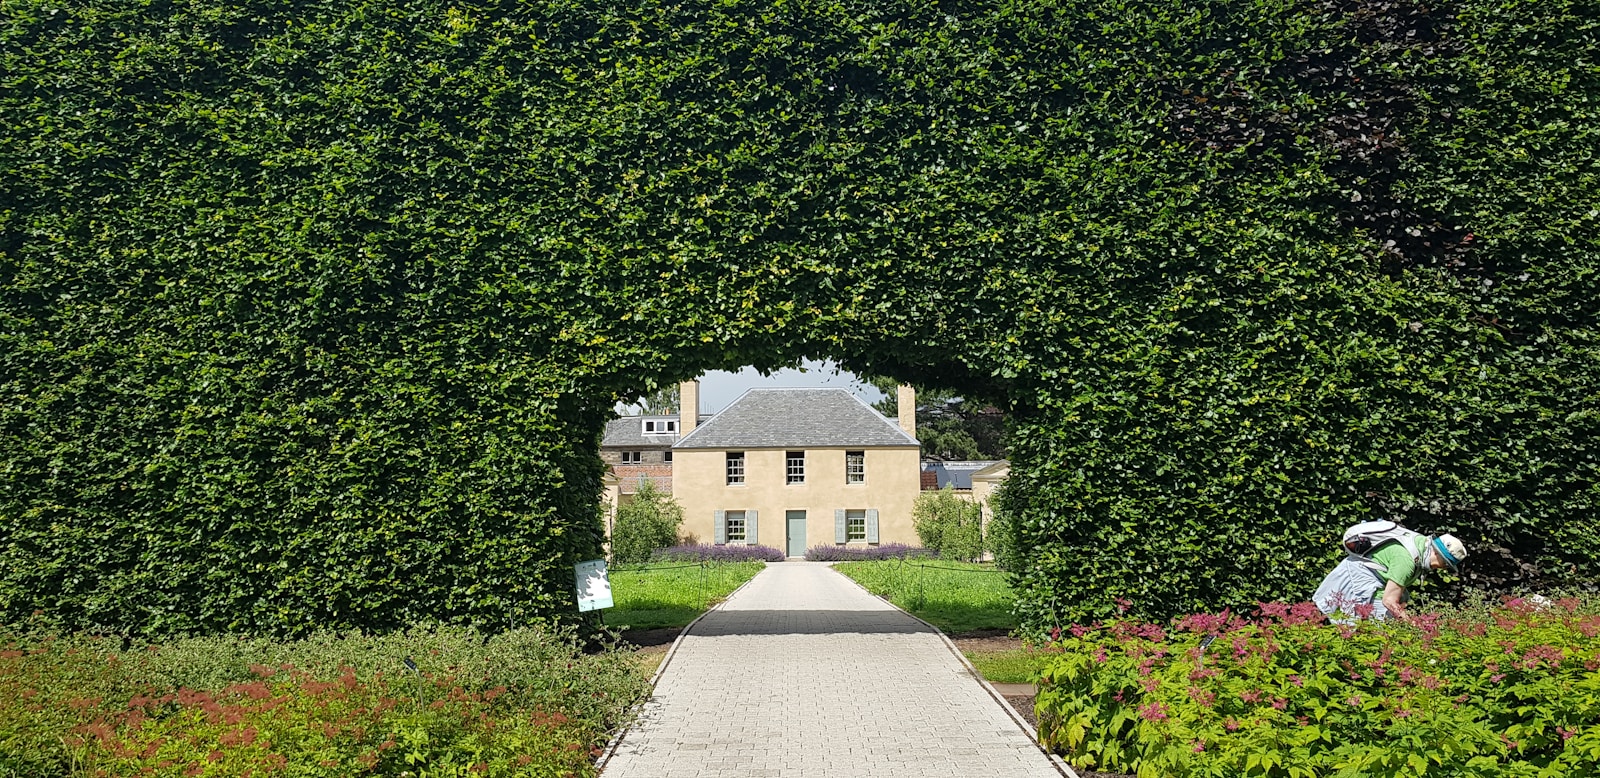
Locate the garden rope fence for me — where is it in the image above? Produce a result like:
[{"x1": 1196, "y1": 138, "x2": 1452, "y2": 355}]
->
[{"x1": 892, "y1": 557, "x2": 1006, "y2": 610}]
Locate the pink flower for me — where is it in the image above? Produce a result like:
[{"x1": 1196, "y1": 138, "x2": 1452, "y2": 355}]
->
[
  {"x1": 1346, "y1": 696, "x2": 1362, "y2": 707},
  {"x1": 1271, "y1": 698, "x2": 1287, "y2": 710},
  {"x1": 1224, "y1": 717, "x2": 1240, "y2": 732},
  {"x1": 1240, "y1": 690, "x2": 1262, "y2": 703},
  {"x1": 1192, "y1": 740, "x2": 1206, "y2": 753},
  {"x1": 1138, "y1": 702, "x2": 1169, "y2": 722}
]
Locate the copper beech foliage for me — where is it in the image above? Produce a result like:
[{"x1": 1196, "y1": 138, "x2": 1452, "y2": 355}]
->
[{"x1": 1, "y1": 0, "x2": 1596, "y2": 636}]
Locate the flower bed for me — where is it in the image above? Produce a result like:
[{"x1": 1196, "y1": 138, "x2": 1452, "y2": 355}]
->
[
  {"x1": 0, "y1": 625, "x2": 650, "y2": 777},
  {"x1": 649, "y1": 543, "x2": 786, "y2": 563},
  {"x1": 805, "y1": 543, "x2": 932, "y2": 561},
  {"x1": 1036, "y1": 597, "x2": 1600, "y2": 777}
]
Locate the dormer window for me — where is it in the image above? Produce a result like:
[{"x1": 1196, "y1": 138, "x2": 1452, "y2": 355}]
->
[{"x1": 642, "y1": 419, "x2": 678, "y2": 435}]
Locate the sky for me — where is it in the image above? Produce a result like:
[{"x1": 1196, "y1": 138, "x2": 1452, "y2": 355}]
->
[
  {"x1": 696, "y1": 359, "x2": 884, "y2": 413},
  {"x1": 618, "y1": 359, "x2": 885, "y2": 415}
]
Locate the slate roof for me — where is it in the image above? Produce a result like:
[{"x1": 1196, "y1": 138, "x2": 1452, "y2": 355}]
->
[
  {"x1": 674, "y1": 388, "x2": 918, "y2": 449},
  {"x1": 921, "y1": 460, "x2": 1003, "y2": 490},
  {"x1": 601, "y1": 416, "x2": 704, "y2": 448}
]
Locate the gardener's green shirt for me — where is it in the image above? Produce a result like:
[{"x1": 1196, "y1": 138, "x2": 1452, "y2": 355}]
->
[{"x1": 1369, "y1": 535, "x2": 1429, "y2": 588}]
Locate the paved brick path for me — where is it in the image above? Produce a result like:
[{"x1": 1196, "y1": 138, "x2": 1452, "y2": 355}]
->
[{"x1": 601, "y1": 562, "x2": 1065, "y2": 778}]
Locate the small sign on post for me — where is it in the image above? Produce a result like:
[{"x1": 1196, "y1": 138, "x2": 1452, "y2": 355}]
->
[{"x1": 575, "y1": 559, "x2": 613, "y2": 612}]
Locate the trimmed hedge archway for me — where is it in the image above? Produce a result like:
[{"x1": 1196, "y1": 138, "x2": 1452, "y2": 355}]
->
[{"x1": 3, "y1": 0, "x2": 1596, "y2": 636}]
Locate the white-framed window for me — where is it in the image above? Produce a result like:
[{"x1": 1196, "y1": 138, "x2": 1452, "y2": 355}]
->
[
  {"x1": 726, "y1": 452, "x2": 745, "y2": 485},
  {"x1": 846, "y1": 509, "x2": 867, "y2": 541},
  {"x1": 846, "y1": 451, "x2": 865, "y2": 484},
  {"x1": 620, "y1": 450, "x2": 641, "y2": 464},
  {"x1": 786, "y1": 451, "x2": 805, "y2": 484},
  {"x1": 663, "y1": 451, "x2": 673, "y2": 464},
  {"x1": 835, "y1": 508, "x2": 878, "y2": 544},
  {"x1": 715, "y1": 509, "x2": 757, "y2": 545},
  {"x1": 642, "y1": 419, "x2": 678, "y2": 434}
]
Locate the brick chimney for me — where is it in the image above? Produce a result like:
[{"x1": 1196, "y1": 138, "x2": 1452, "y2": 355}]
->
[
  {"x1": 679, "y1": 380, "x2": 700, "y2": 436},
  {"x1": 897, "y1": 384, "x2": 916, "y2": 438}
]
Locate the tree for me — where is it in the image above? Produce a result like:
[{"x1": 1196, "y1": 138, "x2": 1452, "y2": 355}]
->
[
  {"x1": 868, "y1": 379, "x2": 1007, "y2": 461},
  {"x1": 913, "y1": 487, "x2": 985, "y2": 562},
  {"x1": 610, "y1": 480, "x2": 684, "y2": 564},
  {"x1": 636, "y1": 385, "x2": 679, "y2": 415}
]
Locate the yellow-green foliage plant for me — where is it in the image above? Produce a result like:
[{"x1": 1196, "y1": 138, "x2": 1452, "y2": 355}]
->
[
  {"x1": 1036, "y1": 597, "x2": 1600, "y2": 777},
  {"x1": 1, "y1": 0, "x2": 1596, "y2": 638},
  {"x1": 0, "y1": 625, "x2": 651, "y2": 776}
]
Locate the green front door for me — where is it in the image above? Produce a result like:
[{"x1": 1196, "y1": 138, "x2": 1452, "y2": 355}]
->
[{"x1": 786, "y1": 511, "x2": 806, "y2": 558}]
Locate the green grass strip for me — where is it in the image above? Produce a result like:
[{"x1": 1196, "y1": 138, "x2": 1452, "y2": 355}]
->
[
  {"x1": 606, "y1": 561, "x2": 765, "y2": 631},
  {"x1": 833, "y1": 560, "x2": 1016, "y2": 634}
]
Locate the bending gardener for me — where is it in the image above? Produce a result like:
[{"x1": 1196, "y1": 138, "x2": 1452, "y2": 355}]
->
[{"x1": 1314, "y1": 527, "x2": 1467, "y2": 622}]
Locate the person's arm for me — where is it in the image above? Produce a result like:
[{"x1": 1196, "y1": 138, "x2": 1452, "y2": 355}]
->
[{"x1": 1382, "y1": 580, "x2": 1408, "y2": 620}]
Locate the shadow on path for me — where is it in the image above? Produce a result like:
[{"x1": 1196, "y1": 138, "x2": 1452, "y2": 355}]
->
[{"x1": 690, "y1": 608, "x2": 935, "y2": 636}]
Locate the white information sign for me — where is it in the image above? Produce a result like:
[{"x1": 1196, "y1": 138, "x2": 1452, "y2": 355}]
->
[{"x1": 575, "y1": 559, "x2": 613, "y2": 612}]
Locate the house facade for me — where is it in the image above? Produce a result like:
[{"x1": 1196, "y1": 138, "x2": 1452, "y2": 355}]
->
[{"x1": 672, "y1": 385, "x2": 922, "y2": 557}]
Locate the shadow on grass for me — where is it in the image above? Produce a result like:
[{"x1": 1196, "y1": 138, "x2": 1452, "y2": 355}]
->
[
  {"x1": 606, "y1": 600, "x2": 705, "y2": 631},
  {"x1": 908, "y1": 599, "x2": 1017, "y2": 634}
]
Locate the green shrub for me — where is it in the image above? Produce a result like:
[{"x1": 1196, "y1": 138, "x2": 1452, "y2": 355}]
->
[
  {"x1": 609, "y1": 480, "x2": 684, "y2": 565},
  {"x1": 1036, "y1": 597, "x2": 1600, "y2": 777},
  {"x1": 913, "y1": 487, "x2": 985, "y2": 563},
  {"x1": 987, "y1": 479, "x2": 1024, "y2": 573},
  {"x1": 0, "y1": 624, "x2": 650, "y2": 777}
]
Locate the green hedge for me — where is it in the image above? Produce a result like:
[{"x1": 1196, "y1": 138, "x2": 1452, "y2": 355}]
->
[{"x1": 2, "y1": 0, "x2": 1595, "y2": 637}]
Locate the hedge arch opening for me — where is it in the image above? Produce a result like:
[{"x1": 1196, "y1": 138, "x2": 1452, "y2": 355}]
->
[{"x1": 3, "y1": 0, "x2": 1596, "y2": 637}]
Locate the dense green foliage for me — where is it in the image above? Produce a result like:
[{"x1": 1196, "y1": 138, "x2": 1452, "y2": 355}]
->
[
  {"x1": 869, "y1": 378, "x2": 1008, "y2": 460},
  {"x1": 834, "y1": 560, "x2": 1015, "y2": 633},
  {"x1": 912, "y1": 487, "x2": 986, "y2": 562},
  {"x1": 0, "y1": 624, "x2": 650, "y2": 777},
  {"x1": 1036, "y1": 597, "x2": 1600, "y2": 777},
  {"x1": 1, "y1": 0, "x2": 1595, "y2": 636},
  {"x1": 607, "y1": 561, "x2": 764, "y2": 631},
  {"x1": 608, "y1": 480, "x2": 683, "y2": 564}
]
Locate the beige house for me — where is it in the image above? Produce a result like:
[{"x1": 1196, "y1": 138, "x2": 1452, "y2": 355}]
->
[{"x1": 603, "y1": 381, "x2": 923, "y2": 557}]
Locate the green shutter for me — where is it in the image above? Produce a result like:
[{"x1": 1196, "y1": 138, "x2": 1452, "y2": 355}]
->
[
  {"x1": 866, "y1": 509, "x2": 879, "y2": 544},
  {"x1": 835, "y1": 509, "x2": 847, "y2": 544},
  {"x1": 714, "y1": 510, "x2": 726, "y2": 545},
  {"x1": 747, "y1": 510, "x2": 759, "y2": 545}
]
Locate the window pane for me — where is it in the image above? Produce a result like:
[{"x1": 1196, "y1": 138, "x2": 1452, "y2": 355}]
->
[
  {"x1": 726, "y1": 510, "x2": 746, "y2": 542},
  {"x1": 846, "y1": 451, "x2": 865, "y2": 484},
  {"x1": 846, "y1": 509, "x2": 866, "y2": 541},
  {"x1": 786, "y1": 451, "x2": 805, "y2": 484},
  {"x1": 726, "y1": 452, "x2": 745, "y2": 485}
]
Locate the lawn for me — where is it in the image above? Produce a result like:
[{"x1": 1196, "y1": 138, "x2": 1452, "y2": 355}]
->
[
  {"x1": 832, "y1": 559, "x2": 1016, "y2": 634},
  {"x1": 605, "y1": 561, "x2": 765, "y2": 631},
  {"x1": 964, "y1": 647, "x2": 1053, "y2": 684}
]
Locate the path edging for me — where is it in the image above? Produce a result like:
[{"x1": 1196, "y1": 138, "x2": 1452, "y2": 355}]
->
[
  {"x1": 824, "y1": 565, "x2": 1081, "y2": 778},
  {"x1": 593, "y1": 564, "x2": 766, "y2": 774}
]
